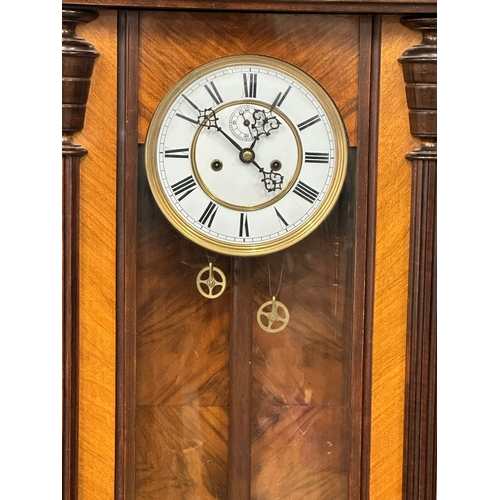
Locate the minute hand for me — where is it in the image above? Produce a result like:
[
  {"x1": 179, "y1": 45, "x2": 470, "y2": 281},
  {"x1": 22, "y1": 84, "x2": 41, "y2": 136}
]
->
[
  {"x1": 215, "y1": 126, "x2": 265, "y2": 173},
  {"x1": 216, "y1": 126, "x2": 244, "y2": 153}
]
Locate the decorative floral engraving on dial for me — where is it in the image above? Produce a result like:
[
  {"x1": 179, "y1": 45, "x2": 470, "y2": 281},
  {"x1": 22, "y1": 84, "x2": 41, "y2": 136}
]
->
[{"x1": 145, "y1": 55, "x2": 348, "y2": 256}]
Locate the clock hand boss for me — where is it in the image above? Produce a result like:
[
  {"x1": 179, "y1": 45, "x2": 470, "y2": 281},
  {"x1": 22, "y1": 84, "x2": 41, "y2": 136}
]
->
[{"x1": 215, "y1": 126, "x2": 284, "y2": 192}]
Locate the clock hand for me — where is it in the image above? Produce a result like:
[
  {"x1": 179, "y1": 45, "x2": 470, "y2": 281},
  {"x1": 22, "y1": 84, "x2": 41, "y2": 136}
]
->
[
  {"x1": 250, "y1": 108, "x2": 281, "y2": 142},
  {"x1": 269, "y1": 92, "x2": 282, "y2": 113},
  {"x1": 199, "y1": 106, "x2": 284, "y2": 192},
  {"x1": 215, "y1": 124, "x2": 245, "y2": 153},
  {"x1": 216, "y1": 126, "x2": 284, "y2": 192}
]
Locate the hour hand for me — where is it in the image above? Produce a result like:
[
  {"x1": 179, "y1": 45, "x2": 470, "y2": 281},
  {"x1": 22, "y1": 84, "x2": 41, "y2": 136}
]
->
[
  {"x1": 248, "y1": 91, "x2": 283, "y2": 142},
  {"x1": 181, "y1": 95, "x2": 219, "y2": 129},
  {"x1": 262, "y1": 171, "x2": 284, "y2": 192},
  {"x1": 198, "y1": 106, "x2": 219, "y2": 129},
  {"x1": 250, "y1": 109, "x2": 281, "y2": 142}
]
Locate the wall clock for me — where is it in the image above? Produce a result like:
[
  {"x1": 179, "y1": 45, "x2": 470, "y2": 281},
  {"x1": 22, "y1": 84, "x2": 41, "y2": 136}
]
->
[
  {"x1": 145, "y1": 55, "x2": 348, "y2": 256},
  {"x1": 61, "y1": 6, "x2": 437, "y2": 500}
]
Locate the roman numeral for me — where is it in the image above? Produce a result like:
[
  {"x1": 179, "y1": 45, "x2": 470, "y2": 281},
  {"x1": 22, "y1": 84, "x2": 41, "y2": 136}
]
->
[
  {"x1": 239, "y1": 213, "x2": 249, "y2": 237},
  {"x1": 204, "y1": 82, "x2": 223, "y2": 105},
  {"x1": 293, "y1": 181, "x2": 320, "y2": 204},
  {"x1": 304, "y1": 152, "x2": 330, "y2": 164},
  {"x1": 297, "y1": 115, "x2": 321, "y2": 131},
  {"x1": 272, "y1": 85, "x2": 292, "y2": 110},
  {"x1": 176, "y1": 112, "x2": 198, "y2": 125},
  {"x1": 274, "y1": 207, "x2": 289, "y2": 227},
  {"x1": 243, "y1": 73, "x2": 257, "y2": 98},
  {"x1": 171, "y1": 175, "x2": 197, "y2": 201},
  {"x1": 164, "y1": 147, "x2": 189, "y2": 159},
  {"x1": 199, "y1": 201, "x2": 218, "y2": 228}
]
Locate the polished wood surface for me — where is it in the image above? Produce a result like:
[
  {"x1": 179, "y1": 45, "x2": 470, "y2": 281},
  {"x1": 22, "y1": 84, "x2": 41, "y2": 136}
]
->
[
  {"x1": 370, "y1": 16, "x2": 419, "y2": 500},
  {"x1": 132, "y1": 10, "x2": 365, "y2": 499},
  {"x1": 350, "y1": 15, "x2": 381, "y2": 498},
  {"x1": 115, "y1": 10, "x2": 140, "y2": 500},
  {"x1": 138, "y1": 11, "x2": 359, "y2": 145},
  {"x1": 63, "y1": 153, "x2": 83, "y2": 500},
  {"x1": 228, "y1": 258, "x2": 253, "y2": 499},
  {"x1": 63, "y1": 0, "x2": 436, "y2": 14}
]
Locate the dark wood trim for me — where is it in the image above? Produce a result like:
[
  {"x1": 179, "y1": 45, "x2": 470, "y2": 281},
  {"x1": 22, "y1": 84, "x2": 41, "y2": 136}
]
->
[
  {"x1": 350, "y1": 13, "x2": 381, "y2": 500},
  {"x1": 63, "y1": 1, "x2": 436, "y2": 14},
  {"x1": 399, "y1": 15, "x2": 437, "y2": 500},
  {"x1": 62, "y1": 8, "x2": 99, "y2": 500},
  {"x1": 62, "y1": 7, "x2": 100, "y2": 155},
  {"x1": 228, "y1": 258, "x2": 254, "y2": 500},
  {"x1": 115, "y1": 9, "x2": 140, "y2": 500},
  {"x1": 62, "y1": 154, "x2": 82, "y2": 500}
]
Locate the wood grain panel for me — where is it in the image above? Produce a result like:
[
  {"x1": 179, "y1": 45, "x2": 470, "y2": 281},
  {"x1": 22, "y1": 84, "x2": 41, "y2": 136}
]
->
[
  {"x1": 138, "y1": 11, "x2": 359, "y2": 146},
  {"x1": 115, "y1": 11, "x2": 140, "y2": 500},
  {"x1": 135, "y1": 155, "x2": 230, "y2": 496},
  {"x1": 250, "y1": 190, "x2": 353, "y2": 499},
  {"x1": 136, "y1": 406, "x2": 228, "y2": 499},
  {"x1": 228, "y1": 258, "x2": 253, "y2": 499},
  {"x1": 74, "y1": 10, "x2": 118, "y2": 500},
  {"x1": 369, "y1": 15, "x2": 420, "y2": 500},
  {"x1": 252, "y1": 405, "x2": 347, "y2": 499}
]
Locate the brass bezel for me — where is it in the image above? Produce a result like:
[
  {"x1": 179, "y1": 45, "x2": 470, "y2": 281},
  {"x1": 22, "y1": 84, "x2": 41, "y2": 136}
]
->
[{"x1": 145, "y1": 54, "x2": 348, "y2": 257}]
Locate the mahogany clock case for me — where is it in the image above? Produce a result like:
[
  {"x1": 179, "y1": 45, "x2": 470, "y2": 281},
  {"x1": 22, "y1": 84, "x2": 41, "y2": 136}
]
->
[{"x1": 62, "y1": 4, "x2": 437, "y2": 500}]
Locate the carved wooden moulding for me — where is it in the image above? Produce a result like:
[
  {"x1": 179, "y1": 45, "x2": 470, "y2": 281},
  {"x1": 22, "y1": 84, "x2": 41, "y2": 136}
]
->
[
  {"x1": 62, "y1": 8, "x2": 99, "y2": 155},
  {"x1": 399, "y1": 14, "x2": 437, "y2": 500},
  {"x1": 399, "y1": 15, "x2": 437, "y2": 159}
]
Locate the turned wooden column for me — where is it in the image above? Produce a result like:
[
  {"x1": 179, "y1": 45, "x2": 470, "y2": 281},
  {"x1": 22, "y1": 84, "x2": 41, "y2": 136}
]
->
[
  {"x1": 62, "y1": 8, "x2": 99, "y2": 500},
  {"x1": 399, "y1": 15, "x2": 437, "y2": 500}
]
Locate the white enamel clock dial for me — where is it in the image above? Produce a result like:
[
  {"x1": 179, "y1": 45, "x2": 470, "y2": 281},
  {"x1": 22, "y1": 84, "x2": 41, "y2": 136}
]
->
[{"x1": 145, "y1": 55, "x2": 348, "y2": 256}]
